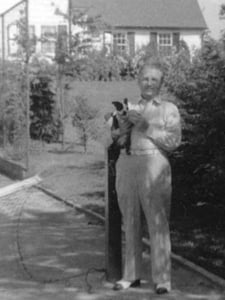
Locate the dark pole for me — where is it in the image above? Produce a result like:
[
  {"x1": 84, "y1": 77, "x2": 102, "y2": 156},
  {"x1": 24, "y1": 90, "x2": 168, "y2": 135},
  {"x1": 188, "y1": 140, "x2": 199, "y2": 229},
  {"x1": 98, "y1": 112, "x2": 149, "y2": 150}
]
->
[
  {"x1": 68, "y1": 0, "x2": 72, "y2": 55},
  {"x1": 1, "y1": 14, "x2": 6, "y2": 149},
  {"x1": 59, "y1": 64, "x2": 64, "y2": 150},
  {"x1": 105, "y1": 144, "x2": 122, "y2": 282},
  {"x1": 25, "y1": 0, "x2": 30, "y2": 171}
]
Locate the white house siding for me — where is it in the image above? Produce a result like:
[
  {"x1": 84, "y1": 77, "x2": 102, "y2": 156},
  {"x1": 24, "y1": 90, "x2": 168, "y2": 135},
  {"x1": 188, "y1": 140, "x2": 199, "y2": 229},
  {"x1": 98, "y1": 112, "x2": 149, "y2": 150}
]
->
[
  {"x1": 134, "y1": 31, "x2": 150, "y2": 52},
  {"x1": 180, "y1": 31, "x2": 202, "y2": 55},
  {"x1": 95, "y1": 30, "x2": 150, "y2": 56},
  {"x1": 133, "y1": 29, "x2": 203, "y2": 57},
  {"x1": 0, "y1": 0, "x2": 68, "y2": 59},
  {"x1": 96, "y1": 29, "x2": 203, "y2": 57},
  {"x1": 29, "y1": 0, "x2": 68, "y2": 56},
  {"x1": 0, "y1": 5, "x2": 24, "y2": 58}
]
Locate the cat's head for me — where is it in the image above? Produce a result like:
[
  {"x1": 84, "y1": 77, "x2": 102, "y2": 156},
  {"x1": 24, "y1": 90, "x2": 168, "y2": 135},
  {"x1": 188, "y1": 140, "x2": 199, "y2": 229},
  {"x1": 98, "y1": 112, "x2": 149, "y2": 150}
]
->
[{"x1": 112, "y1": 98, "x2": 128, "y2": 116}]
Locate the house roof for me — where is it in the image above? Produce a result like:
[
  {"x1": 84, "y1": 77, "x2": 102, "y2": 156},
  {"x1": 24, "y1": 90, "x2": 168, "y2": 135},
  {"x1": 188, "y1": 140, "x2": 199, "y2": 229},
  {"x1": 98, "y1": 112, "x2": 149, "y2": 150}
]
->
[{"x1": 71, "y1": 0, "x2": 207, "y2": 30}]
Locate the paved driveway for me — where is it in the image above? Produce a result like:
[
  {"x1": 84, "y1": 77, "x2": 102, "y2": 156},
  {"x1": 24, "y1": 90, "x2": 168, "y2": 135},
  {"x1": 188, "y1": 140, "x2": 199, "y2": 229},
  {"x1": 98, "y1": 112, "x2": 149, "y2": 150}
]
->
[{"x1": 0, "y1": 187, "x2": 224, "y2": 300}]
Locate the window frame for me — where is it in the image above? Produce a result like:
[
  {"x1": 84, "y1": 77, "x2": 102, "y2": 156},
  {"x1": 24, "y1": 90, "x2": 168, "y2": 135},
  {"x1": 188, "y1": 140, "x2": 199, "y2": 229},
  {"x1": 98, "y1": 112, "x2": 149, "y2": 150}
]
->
[
  {"x1": 7, "y1": 23, "x2": 18, "y2": 56},
  {"x1": 41, "y1": 25, "x2": 57, "y2": 54},
  {"x1": 113, "y1": 32, "x2": 128, "y2": 55},
  {"x1": 158, "y1": 32, "x2": 173, "y2": 56}
]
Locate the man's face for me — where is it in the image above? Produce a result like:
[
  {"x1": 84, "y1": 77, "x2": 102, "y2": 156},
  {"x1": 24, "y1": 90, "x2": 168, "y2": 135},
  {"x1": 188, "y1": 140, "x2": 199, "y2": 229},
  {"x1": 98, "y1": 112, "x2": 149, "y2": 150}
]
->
[{"x1": 138, "y1": 66, "x2": 163, "y2": 100}]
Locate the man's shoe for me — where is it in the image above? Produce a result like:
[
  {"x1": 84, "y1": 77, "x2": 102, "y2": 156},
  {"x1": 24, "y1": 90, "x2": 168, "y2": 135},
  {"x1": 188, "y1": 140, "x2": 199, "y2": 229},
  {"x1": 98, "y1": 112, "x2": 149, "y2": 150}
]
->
[
  {"x1": 130, "y1": 279, "x2": 141, "y2": 287},
  {"x1": 156, "y1": 287, "x2": 169, "y2": 295},
  {"x1": 113, "y1": 279, "x2": 141, "y2": 290},
  {"x1": 155, "y1": 283, "x2": 170, "y2": 295}
]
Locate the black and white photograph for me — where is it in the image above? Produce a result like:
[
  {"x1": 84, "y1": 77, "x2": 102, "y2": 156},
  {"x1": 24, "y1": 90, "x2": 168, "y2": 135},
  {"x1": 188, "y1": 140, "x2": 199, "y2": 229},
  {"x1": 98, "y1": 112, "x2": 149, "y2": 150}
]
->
[{"x1": 0, "y1": 0, "x2": 225, "y2": 299}]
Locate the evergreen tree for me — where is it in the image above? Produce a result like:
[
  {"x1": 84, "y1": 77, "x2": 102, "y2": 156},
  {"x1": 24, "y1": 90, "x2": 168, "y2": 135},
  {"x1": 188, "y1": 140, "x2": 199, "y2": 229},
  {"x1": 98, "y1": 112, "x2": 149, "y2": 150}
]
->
[{"x1": 30, "y1": 75, "x2": 61, "y2": 143}]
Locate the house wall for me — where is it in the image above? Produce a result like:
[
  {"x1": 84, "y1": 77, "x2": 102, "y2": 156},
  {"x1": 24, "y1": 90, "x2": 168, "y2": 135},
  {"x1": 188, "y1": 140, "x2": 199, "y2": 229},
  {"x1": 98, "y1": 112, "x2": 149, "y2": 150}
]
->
[
  {"x1": 1, "y1": 0, "x2": 68, "y2": 59},
  {"x1": 29, "y1": 0, "x2": 68, "y2": 56},
  {"x1": 99, "y1": 29, "x2": 203, "y2": 57},
  {"x1": 134, "y1": 31, "x2": 150, "y2": 52},
  {"x1": 180, "y1": 30, "x2": 203, "y2": 55},
  {"x1": 1, "y1": 0, "x2": 204, "y2": 60}
]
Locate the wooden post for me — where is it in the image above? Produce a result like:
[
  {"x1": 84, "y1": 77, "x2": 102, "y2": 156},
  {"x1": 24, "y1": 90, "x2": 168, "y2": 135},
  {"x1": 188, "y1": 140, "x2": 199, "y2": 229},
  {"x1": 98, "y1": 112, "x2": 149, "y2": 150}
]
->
[
  {"x1": 1, "y1": 14, "x2": 7, "y2": 150},
  {"x1": 68, "y1": 0, "x2": 72, "y2": 55},
  {"x1": 105, "y1": 143, "x2": 122, "y2": 282},
  {"x1": 25, "y1": 0, "x2": 30, "y2": 171}
]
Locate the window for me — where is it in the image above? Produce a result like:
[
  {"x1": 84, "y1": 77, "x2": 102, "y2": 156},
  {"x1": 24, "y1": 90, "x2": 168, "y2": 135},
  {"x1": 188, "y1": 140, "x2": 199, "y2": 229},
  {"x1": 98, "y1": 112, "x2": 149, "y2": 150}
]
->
[
  {"x1": 7, "y1": 24, "x2": 37, "y2": 56},
  {"x1": 7, "y1": 23, "x2": 18, "y2": 56},
  {"x1": 113, "y1": 32, "x2": 128, "y2": 55},
  {"x1": 41, "y1": 26, "x2": 57, "y2": 54},
  {"x1": 158, "y1": 33, "x2": 172, "y2": 56}
]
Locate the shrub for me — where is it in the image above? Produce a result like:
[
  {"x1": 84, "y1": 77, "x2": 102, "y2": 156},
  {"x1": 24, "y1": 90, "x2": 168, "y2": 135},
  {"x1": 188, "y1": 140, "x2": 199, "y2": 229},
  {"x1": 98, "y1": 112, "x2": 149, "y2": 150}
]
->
[
  {"x1": 70, "y1": 95, "x2": 98, "y2": 152},
  {"x1": 0, "y1": 60, "x2": 27, "y2": 160},
  {"x1": 64, "y1": 50, "x2": 135, "y2": 81},
  {"x1": 162, "y1": 38, "x2": 225, "y2": 216},
  {"x1": 30, "y1": 74, "x2": 62, "y2": 143}
]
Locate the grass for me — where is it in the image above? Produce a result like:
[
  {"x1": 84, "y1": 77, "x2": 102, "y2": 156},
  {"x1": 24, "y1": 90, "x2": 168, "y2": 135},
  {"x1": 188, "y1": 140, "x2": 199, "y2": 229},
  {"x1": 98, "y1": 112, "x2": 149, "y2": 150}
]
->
[
  {"x1": 28, "y1": 81, "x2": 139, "y2": 207},
  {"x1": 67, "y1": 80, "x2": 139, "y2": 115}
]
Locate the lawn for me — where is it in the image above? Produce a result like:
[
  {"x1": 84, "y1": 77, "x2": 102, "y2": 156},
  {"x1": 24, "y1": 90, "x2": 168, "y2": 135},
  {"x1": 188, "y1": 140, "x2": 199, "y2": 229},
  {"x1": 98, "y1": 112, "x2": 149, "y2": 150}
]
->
[
  {"x1": 31, "y1": 81, "x2": 139, "y2": 208},
  {"x1": 68, "y1": 80, "x2": 140, "y2": 113},
  {"x1": 21, "y1": 80, "x2": 225, "y2": 281}
]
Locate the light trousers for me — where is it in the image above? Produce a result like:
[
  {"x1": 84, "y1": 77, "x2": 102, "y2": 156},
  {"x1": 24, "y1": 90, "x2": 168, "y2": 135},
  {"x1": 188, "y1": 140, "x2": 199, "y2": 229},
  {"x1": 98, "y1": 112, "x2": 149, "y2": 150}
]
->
[{"x1": 116, "y1": 152, "x2": 172, "y2": 287}]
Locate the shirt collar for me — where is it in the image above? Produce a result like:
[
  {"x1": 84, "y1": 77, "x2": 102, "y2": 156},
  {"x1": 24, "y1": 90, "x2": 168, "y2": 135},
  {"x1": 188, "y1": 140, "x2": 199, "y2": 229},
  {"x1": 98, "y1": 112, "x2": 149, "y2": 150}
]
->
[{"x1": 139, "y1": 95, "x2": 162, "y2": 106}]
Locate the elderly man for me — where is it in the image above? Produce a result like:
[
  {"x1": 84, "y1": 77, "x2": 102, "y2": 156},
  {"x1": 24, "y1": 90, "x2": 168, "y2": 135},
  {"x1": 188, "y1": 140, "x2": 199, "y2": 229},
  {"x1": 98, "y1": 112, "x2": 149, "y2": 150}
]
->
[{"x1": 112, "y1": 58, "x2": 181, "y2": 295}]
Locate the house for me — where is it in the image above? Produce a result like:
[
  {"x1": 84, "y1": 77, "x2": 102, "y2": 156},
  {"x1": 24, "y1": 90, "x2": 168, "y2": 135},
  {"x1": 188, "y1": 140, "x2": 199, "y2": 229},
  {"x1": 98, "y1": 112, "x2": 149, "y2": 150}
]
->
[
  {"x1": 29, "y1": 0, "x2": 68, "y2": 56},
  {"x1": 1, "y1": 0, "x2": 68, "y2": 59},
  {"x1": 71, "y1": 0, "x2": 207, "y2": 57},
  {"x1": 197, "y1": 0, "x2": 225, "y2": 40},
  {"x1": 2, "y1": 0, "x2": 207, "y2": 59}
]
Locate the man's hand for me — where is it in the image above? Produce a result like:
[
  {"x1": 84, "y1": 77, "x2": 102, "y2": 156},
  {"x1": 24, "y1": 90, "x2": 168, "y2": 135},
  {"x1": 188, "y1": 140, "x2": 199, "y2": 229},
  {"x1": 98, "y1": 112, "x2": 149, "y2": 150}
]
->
[
  {"x1": 128, "y1": 110, "x2": 149, "y2": 130},
  {"x1": 127, "y1": 110, "x2": 143, "y2": 124}
]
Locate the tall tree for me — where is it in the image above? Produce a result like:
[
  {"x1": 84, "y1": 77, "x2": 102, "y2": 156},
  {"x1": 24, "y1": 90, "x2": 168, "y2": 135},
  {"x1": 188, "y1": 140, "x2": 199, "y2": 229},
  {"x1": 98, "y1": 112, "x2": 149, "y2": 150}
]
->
[{"x1": 220, "y1": 4, "x2": 225, "y2": 17}]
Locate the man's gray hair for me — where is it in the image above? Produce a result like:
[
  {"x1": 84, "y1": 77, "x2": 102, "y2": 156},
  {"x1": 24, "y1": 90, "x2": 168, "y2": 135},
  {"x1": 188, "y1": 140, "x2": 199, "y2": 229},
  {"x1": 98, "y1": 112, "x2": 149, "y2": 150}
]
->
[{"x1": 137, "y1": 56, "x2": 165, "y2": 84}]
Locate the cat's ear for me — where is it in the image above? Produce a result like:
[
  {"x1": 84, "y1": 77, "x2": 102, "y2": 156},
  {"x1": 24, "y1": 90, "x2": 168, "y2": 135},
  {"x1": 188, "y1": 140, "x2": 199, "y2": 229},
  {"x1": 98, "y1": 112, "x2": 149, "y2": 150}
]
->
[
  {"x1": 112, "y1": 101, "x2": 124, "y2": 111},
  {"x1": 123, "y1": 98, "x2": 129, "y2": 109}
]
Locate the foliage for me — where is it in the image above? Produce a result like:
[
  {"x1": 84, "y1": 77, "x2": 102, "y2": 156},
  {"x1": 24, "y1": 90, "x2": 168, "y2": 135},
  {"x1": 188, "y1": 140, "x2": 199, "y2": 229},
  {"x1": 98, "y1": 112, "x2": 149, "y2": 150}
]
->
[
  {"x1": 54, "y1": 6, "x2": 136, "y2": 82},
  {"x1": 220, "y1": 4, "x2": 225, "y2": 17},
  {"x1": 12, "y1": 3, "x2": 36, "y2": 62},
  {"x1": 0, "y1": 60, "x2": 27, "y2": 160},
  {"x1": 70, "y1": 95, "x2": 98, "y2": 152},
  {"x1": 64, "y1": 51, "x2": 130, "y2": 81},
  {"x1": 54, "y1": 6, "x2": 109, "y2": 65},
  {"x1": 161, "y1": 38, "x2": 225, "y2": 217},
  {"x1": 29, "y1": 71, "x2": 61, "y2": 143}
]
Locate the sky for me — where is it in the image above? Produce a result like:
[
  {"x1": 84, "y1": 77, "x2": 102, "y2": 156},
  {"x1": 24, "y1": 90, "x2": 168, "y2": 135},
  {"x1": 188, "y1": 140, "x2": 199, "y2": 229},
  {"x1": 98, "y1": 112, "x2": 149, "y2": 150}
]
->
[
  {"x1": 197, "y1": 0, "x2": 225, "y2": 39},
  {"x1": 0, "y1": 0, "x2": 20, "y2": 14}
]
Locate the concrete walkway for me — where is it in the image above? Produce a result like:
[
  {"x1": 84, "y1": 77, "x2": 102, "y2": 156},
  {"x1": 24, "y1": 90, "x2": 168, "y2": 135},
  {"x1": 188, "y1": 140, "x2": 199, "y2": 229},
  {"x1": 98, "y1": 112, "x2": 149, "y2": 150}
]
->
[
  {"x1": 0, "y1": 186, "x2": 225, "y2": 300},
  {"x1": 0, "y1": 173, "x2": 14, "y2": 188}
]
